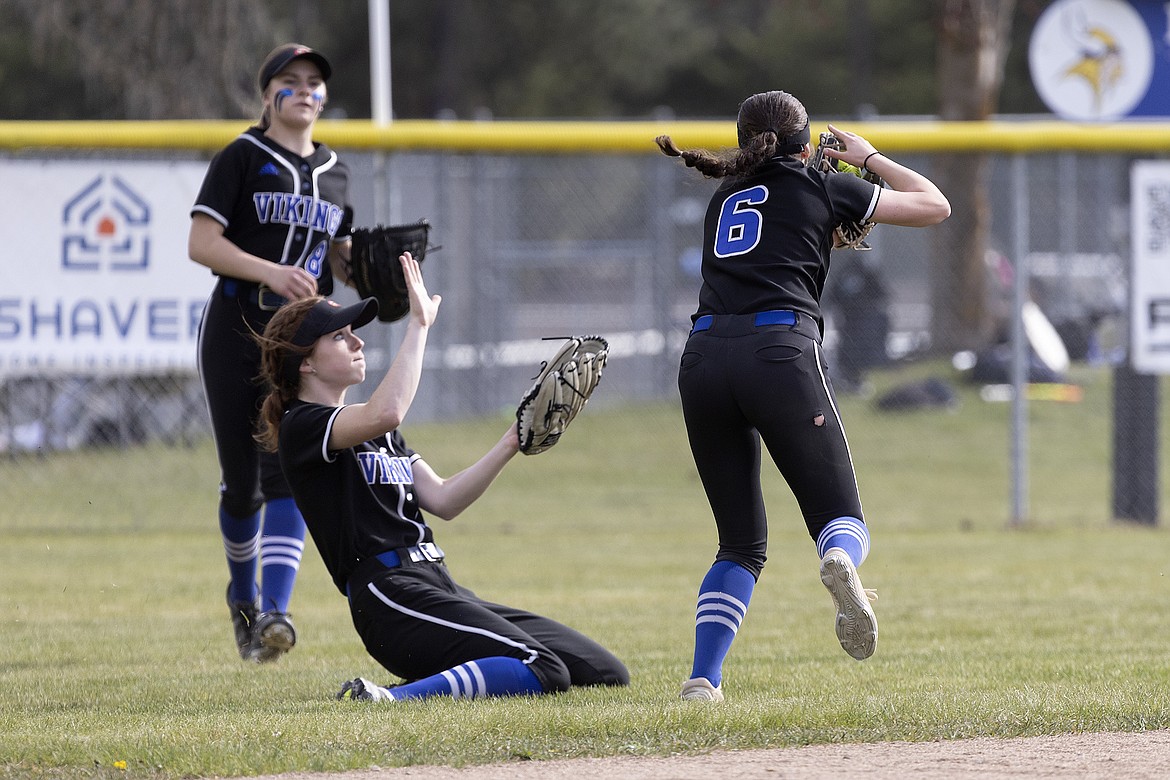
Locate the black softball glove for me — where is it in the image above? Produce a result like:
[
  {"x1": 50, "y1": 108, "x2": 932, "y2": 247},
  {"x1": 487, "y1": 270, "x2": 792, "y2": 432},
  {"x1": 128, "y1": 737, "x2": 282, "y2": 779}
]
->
[{"x1": 348, "y1": 220, "x2": 433, "y2": 322}]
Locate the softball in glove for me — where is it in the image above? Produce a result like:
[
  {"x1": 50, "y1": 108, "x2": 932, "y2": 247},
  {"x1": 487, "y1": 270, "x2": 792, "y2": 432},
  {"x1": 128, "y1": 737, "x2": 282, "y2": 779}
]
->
[{"x1": 809, "y1": 132, "x2": 884, "y2": 251}]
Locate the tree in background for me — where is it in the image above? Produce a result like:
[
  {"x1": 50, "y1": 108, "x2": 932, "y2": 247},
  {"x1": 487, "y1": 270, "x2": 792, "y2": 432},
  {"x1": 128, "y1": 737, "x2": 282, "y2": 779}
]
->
[
  {"x1": 390, "y1": 0, "x2": 940, "y2": 121},
  {"x1": 0, "y1": 0, "x2": 1043, "y2": 357},
  {"x1": 932, "y1": 0, "x2": 1016, "y2": 353},
  {"x1": 1, "y1": 0, "x2": 1044, "y2": 123},
  {"x1": 3, "y1": 0, "x2": 281, "y2": 120}
]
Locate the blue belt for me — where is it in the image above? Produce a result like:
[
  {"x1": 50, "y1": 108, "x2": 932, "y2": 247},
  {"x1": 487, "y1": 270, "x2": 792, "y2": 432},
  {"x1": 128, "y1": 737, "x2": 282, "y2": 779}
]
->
[
  {"x1": 376, "y1": 542, "x2": 445, "y2": 568},
  {"x1": 221, "y1": 279, "x2": 287, "y2": 312},
  {"x1": 691, "y1": 309, "x2": 798, "y2": 334},
  {"x1": 346, "y1": 542, "x2": 446, "y2": 599}
]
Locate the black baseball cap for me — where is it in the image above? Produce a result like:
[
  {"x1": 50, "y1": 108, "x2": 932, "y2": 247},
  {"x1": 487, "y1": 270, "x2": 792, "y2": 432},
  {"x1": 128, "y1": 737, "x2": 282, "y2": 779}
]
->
[
  {"x1": 258, "y1": 43, "x2": 332, "y2": 92},
  {"x1": 291, "y1": 298, "x2": 379, "y2": 347}
]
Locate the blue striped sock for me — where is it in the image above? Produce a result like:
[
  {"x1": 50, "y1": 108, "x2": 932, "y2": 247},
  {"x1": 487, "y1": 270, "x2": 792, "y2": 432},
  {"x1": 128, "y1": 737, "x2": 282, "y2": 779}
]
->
[
  {"x1": 816, "y1": 516, "x2": 870, "y2": 567},
  {"x1": 689, "y1": 560, "x2": 756, "y2": 688},
  {"x1": 259, "y1": 498, "x2": 305, "y2": 614},
  {"x1": 220, "y1": 506, "x2": 260, "y2": 604},
  {"x1": 383, "y1": 657, "x2": 544, "y2": 700}
]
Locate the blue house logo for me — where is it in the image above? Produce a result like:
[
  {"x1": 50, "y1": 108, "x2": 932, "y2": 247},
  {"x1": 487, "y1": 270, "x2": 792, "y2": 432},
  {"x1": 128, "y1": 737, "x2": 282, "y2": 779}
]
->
[{"x1": 62, "y1": 175, "x2": 151, "y2": 271}]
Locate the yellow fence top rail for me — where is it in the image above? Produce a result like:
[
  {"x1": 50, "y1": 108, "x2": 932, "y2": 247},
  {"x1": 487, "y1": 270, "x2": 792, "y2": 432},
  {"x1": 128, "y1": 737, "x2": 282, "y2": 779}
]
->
[{"x1": 1, "y1": 119, "x2": 1168, "y2": 154}]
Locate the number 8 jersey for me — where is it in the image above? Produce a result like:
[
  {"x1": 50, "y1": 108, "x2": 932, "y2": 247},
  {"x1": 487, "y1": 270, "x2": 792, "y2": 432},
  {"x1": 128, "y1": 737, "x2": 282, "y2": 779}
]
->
[{"x1": 192, "y1": 126, "x2": 351, "y2": 293}]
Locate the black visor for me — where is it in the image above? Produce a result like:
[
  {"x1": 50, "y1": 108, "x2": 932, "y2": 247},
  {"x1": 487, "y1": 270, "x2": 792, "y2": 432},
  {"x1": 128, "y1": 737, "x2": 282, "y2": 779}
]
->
[
  {"x1": 291, "y1": 298, "x2": 379, "y2": 346},
  {"x1": 281, "y1": 298, "x2": 379, "y2": 384}
]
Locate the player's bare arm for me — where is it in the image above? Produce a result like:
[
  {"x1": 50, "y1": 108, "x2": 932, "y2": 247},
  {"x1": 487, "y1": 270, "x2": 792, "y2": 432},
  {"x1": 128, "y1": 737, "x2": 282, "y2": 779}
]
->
[
  {"x1": 326, "y1": 253, "x2": 441, "y2": 449},
  {"x1": 822, "y1": 123, "x2": 950, "y2": 228},
  {"x1": 411, "y1": 425, "x2": 521, "y2": 521},
  {"x1": 189, "y1": 213, "x2": 320, "y2": 299}
]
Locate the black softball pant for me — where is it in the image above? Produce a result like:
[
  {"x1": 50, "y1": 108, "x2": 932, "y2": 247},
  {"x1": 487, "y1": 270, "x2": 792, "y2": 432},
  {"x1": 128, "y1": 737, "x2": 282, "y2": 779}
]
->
[
  {"x1": 198, "y1": 283, "x2": 290, "y2": 517},
  {"x1": 346, "y1": 558, "x2": 629, "y2": 693},
  {"x1": 677, "y1": 313, "x2": 865, "y2": 579}
]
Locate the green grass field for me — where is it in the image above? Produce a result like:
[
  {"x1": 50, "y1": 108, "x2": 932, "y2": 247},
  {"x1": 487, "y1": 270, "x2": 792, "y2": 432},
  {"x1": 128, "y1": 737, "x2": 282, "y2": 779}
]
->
[{"x1": 2, "y1": 362, "x2": 1169, "y2": 779}]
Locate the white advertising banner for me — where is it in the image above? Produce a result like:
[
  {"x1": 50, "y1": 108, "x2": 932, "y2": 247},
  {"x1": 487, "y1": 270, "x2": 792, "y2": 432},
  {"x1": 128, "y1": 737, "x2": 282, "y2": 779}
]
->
[
  {"x1": 0, "y1": 159, "x2": 214, "y2": 377},
  {"x1": 1131, "y1": 160, "x2": 1170, "y2": 374}
]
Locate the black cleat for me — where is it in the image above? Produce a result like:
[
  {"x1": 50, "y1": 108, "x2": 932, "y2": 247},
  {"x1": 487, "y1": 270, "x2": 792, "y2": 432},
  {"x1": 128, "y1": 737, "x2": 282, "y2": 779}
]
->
[
  {"x1": 250, "y1": 610, "x2": 297, "y2": 663},
  {"x1": 226, "y1": 585, "x2": 260, "y2": 661}
]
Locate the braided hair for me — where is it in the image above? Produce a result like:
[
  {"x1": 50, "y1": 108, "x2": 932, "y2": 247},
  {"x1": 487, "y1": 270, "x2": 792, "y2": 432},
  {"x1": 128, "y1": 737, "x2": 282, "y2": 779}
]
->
[{"x1": 655, "y1": 90, "x2": 810, "y2": 179}]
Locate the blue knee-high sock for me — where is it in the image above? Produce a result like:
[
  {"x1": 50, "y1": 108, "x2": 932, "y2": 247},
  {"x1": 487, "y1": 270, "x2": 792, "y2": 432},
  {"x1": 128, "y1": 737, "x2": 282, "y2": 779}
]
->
[
  {"x1": 220, "y1": 506, "x2": 260, "y2": 604},
  {"x1": 816, "y1": 517, "x2": 870, "y2": 567},
  {"x1": 690, "y1": 560, "x2": 756, "y2": 688},
  {"x1": 259, "y1": 498, "x2": 306, "y2": 614},
  {"x1": 379, "y1": 657, "x2": 543, "y2": 701}
]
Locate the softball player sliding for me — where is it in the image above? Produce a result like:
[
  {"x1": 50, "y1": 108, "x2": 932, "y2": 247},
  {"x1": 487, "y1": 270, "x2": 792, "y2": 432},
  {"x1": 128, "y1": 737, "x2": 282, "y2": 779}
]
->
[
  {"x1": 657, "y1": 91, "x2": 950, "y2": 702},
  {"x1": 188, "y1": 43, "x2": 354, "y2": 663},
  {"x1": 252, "y1": 253, "x2": 628, "y2": 702}
]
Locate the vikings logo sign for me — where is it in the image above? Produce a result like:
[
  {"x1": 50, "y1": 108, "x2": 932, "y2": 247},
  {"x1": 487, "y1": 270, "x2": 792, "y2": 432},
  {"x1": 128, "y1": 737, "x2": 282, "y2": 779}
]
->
[{"x1": 1028, "y1": 0, "x2": 1159, "y2": 120}]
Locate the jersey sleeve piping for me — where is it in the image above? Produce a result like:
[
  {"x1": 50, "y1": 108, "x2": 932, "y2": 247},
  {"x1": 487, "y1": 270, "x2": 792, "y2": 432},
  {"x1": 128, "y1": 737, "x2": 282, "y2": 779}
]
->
[
  {"x1": 321, "y1": 405, "x2": 346, "y2": 463},
  {"x1": 191, "y1": 204, "x2": 228, "y2": 227},
  {"x1": 862, "y1": 185, "x2": 881, "y2": 222}
]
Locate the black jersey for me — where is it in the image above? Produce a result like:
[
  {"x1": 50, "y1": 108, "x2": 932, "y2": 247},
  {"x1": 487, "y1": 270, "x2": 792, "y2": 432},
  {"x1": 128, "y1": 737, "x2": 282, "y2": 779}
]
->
[
  {"x1": 279, "y1": 400, "x2": 436, "y2": 594},
  {"x1": 694, "y1": 157, "x2": 879, "y2": 325},
  {"x1": 191, "y1": 127, "x2": 351, "y2": 295}
]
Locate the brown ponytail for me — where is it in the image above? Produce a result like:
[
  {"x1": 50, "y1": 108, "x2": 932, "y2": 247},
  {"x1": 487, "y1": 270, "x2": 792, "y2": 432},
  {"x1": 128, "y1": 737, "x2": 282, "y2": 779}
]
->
[{"x1": 252, "y1": 296, "x2": 323, "y2": 452}]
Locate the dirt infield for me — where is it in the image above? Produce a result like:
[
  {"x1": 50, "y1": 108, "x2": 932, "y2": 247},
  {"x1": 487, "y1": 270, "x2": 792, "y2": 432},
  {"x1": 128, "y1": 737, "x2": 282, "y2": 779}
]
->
[{"x1": 248, "y1": 729, "x2": 1170, "y2": 780}]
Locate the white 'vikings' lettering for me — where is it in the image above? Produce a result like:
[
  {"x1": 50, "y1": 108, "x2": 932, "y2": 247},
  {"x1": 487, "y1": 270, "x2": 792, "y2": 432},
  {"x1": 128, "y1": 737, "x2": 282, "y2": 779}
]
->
[
  {"x1": 253, "y1": 193, "x2": 344, "y2": 235},
  {"x1": 357, "y1": 452, "x2": 414, "y2": 485}
]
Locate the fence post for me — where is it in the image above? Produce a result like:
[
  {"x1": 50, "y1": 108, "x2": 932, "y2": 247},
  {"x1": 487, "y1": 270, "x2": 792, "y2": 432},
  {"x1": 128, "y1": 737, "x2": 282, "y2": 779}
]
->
[
  {"x1": 1009, "y1": 154, "x2": 1029, "y2": 526},
  {"x1": 1111, "y1": 365, "x2": 1160, "y2": 525},
  {"x1": 1115, "y1": 159, "x2": 1162, "y2": 526}
]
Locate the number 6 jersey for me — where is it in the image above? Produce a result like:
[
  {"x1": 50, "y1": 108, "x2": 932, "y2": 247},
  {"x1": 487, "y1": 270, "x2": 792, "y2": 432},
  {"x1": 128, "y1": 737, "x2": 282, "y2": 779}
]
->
[{"x1": 695, "y1": 157, "x2": 879, "y2": 331}]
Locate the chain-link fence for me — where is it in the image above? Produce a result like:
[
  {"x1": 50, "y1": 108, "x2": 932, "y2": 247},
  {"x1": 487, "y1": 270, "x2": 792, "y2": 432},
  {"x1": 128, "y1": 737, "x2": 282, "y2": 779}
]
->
[{"x1": 2, "y1": 132, "x2": 1167, "y2": 524}]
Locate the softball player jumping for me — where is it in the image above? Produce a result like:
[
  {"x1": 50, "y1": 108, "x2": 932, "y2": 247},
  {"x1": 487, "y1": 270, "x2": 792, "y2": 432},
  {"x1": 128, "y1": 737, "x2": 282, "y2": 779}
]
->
[
  {"x1": 657, "y1": 91, "x2": 950, "y2": 701},
  {"x1": 188, "y1": 43, "x2": 353, "y2": 662},
  {"x1": 252, "y1": 253, "x2": 629, "y2": 702}
]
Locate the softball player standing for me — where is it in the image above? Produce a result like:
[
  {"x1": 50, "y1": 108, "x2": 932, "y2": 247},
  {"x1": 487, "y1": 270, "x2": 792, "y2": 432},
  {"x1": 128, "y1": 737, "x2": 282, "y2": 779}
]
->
[
  {"x1": 252, "y1": 253, "x2": 629, "y2": 702},
  {"x1": 657, "y1": 91, "x2": 950, "y2": 701},
  {"x1": 188, "y1": 43, "x2": 353, "y2": 662}
]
